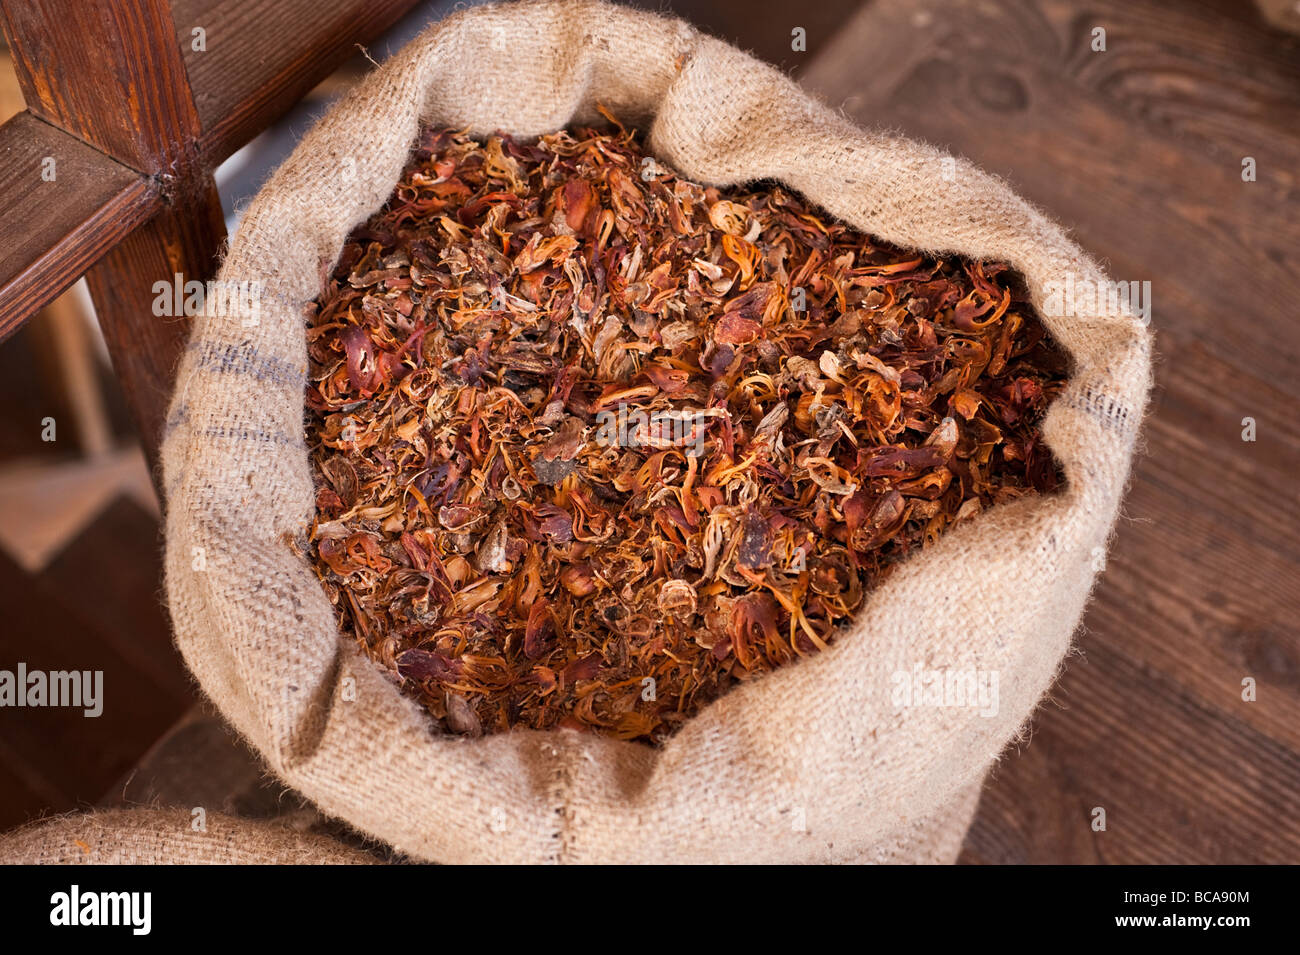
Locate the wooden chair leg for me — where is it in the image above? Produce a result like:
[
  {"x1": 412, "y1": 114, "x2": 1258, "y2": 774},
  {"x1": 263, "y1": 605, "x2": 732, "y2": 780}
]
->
[
  {"x1": 1, "y1": 0, "x2": 227, "y2": 475},
  {"x1": 85, "y1": 183, "x2": 226, "y2": 469}
]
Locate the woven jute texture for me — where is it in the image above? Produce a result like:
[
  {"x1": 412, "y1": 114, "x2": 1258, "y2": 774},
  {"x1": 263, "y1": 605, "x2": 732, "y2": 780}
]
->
[
  {"x1": 0, "y1": 810, "x2": 376, "y2": 865},
  {"x1": 160, "y1": 0, "x2": 1151, "y2": 863}
]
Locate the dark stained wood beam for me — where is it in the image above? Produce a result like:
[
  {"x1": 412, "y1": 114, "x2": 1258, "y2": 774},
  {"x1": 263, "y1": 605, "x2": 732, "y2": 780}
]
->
[
  {"x1": 1, "y1": 0, "x2": 224, "y2": 471},
  {"x1": 173, "y1": 0, "x2": 425, "y2": 165},
  {"x1": 0, "y1": 112, "x2": 160, "y2": 341},
  {"x1": 0, "y1": 0, "x2": 427, "y2": 341},
  {"x1": 0, "y1": 0, "x2": 204, "y2": 176}
]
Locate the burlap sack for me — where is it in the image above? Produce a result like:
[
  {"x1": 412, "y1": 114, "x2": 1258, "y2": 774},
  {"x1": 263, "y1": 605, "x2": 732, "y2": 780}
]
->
[
  {"x1": 0, "y1": 809, "x2": 375, "y2": 864},
  {"x1": 161, "y1": 0, "x2": 1151, "y2": 863}
]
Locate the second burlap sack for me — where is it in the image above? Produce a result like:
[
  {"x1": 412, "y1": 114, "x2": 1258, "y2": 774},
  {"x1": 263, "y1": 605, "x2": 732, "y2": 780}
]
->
[
  {"x1": 160, "y1": 0, "x2": 1151, "y2": 863},
  {"x1": 0, "y1": 809, "x2": 376, "y2": 865}
]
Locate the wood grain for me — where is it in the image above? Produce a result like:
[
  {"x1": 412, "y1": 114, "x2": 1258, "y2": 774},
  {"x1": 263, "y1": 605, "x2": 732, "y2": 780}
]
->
[
  {"x1": 0, "y1": 0, "x2": 424, "y2": 421},
  {"x1": 0, "y1": 0, "x2": 204, "y2": 175},
  {"x1": 0, "y1": 113, "x2": 158, "y2": 339},
  {"x1": 0, "y1": 311, "x2": 189, "y2": 835},
  {"x1": 172, "y1": 0, "x2": 425, "y2": 164},
  {"x1": 625, "y1": 0, "x2": 867, "y2": 77},
  {"x1": 803, "y1": 0, "x2": 1300, "y2": 863},
  {"x1": 0, "y1": 0, "x2": 224, "y2": 470},
  {"x1": 84, "y1": 181, "x2": 227, "y2": 467}
]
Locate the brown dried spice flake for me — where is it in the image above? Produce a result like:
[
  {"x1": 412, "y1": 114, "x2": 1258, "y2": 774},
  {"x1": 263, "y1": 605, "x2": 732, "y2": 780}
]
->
[{"x1": 305, "y1": 120, "x2": 1070, "y2": 745}]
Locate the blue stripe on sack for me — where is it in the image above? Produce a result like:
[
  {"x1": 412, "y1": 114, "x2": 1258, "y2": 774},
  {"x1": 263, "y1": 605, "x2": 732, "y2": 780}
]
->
[
  {"x1": 1065, "y1": 385, "x2": 1136, "y2": 435},
  {"x1": 186, "y1": 339, "x2": 306, "y2": 388},
  {"x1": 164, "y1": 402, "x2": 189, "y2": 434},
  {"x1": 197, "y1": 425, "x2": 299, "y2": 445},
  {"x1": 163, "y1": 402, "x2": 305, "y2": 445}
]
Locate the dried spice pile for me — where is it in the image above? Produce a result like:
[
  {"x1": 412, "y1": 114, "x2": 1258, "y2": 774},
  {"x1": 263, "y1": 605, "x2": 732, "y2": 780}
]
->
[{"x1": 304, "y1": 118, "x2": 1070, "y2": 744}]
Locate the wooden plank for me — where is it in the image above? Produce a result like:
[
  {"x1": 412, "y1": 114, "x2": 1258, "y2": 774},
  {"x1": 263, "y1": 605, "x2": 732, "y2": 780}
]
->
[
  {"x1": 38, "y1": 490, "x2": 190, "y2": 702},
  {"x1": 1, "y1": 0, "x2": 227, "y2": 468},
  {"x1": 172, "y1": 0, "x2": 424, "y2": 164},
  {"x1": 804, "y1": 0, "x2": 1300, "y2": 188},
  {"x1": 0, "y1": 113, "x2": 158, "y2": 341},
  {"x1": 84, "y1": 181, "x2": 227, "y2": 465},
  {"x1": 0, "y1": 0, "x2": 204, "y2": 175},
  {"x1": 803, "y1": 2, "x2": 1300, "y2": 393},
  {"x1": 961, "y1": 636, "x2": 1300, "y2": 864},
  {"x1": 803, "y1": 0, "x2": 1300, "y2": 864},
  {"x1": 0, "y1": 0, "x2": 427, "y2": 347},
  {"x1": 0, "y1": 314, "x2": 189, "y2": 832}
]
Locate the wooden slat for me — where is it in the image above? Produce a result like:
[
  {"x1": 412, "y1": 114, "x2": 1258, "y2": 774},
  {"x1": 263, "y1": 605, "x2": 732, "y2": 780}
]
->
[
  {"x1": 0, "y1": 113, "x2": 158, "y2": 341},
  {"x1": 172, "y1": 0, "x2": 424, "y2": 164},
  {"x1": 84, "y1": 182, "x2": 227, "y2": 466},
  {"x1": 1, "y1": 0, "x2": 424, "y2": 345},
  {"x1": 0, "y1": 0, "x2": 203, "y2": 175},
  {"x1": 1, "y1": 0, "x2": 226, "y2": 471}
]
